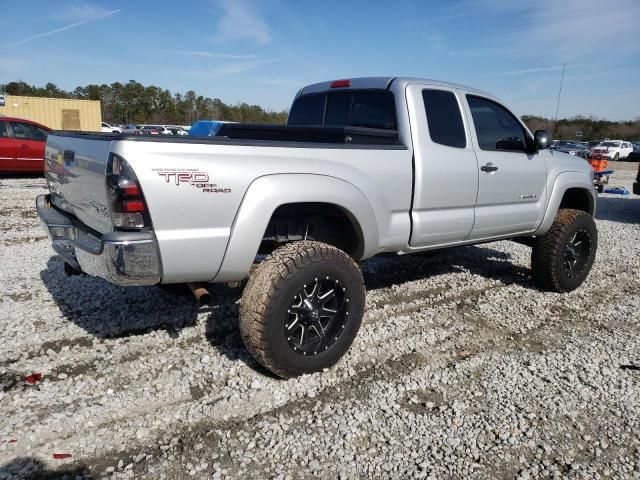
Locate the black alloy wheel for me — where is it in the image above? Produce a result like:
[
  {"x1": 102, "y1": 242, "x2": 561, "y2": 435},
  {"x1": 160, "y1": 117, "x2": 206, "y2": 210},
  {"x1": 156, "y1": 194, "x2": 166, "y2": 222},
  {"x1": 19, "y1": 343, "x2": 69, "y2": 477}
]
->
[
  {"x1": 285, "y1": 276, "x2": 348, "y2": 356},
  {"x1": 563, "y1": 229, "x2": 592, "y2": 280}
]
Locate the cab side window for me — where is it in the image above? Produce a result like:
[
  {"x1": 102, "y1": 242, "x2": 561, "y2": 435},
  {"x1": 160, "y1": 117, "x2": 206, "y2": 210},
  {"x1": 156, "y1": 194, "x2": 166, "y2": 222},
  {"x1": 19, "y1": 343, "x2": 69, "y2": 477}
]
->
[
  {"x1": 467, "y1": 95, "x2": 527, "y2": 152},
  {"x1": 422, "y1": 89, "x2": 466, "y2": 148}
]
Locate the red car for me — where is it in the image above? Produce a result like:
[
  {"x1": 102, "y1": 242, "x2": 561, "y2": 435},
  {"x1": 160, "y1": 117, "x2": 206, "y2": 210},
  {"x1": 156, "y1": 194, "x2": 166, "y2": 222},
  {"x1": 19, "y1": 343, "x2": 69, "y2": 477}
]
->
[{"x1": 0, "y1": 117, "x2": 51, "y2": 173}]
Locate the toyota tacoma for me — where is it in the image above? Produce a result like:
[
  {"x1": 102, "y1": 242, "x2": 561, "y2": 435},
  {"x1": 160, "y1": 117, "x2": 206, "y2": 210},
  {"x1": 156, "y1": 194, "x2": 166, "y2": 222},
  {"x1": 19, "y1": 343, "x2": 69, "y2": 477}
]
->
[{"x1": 37, "y1": 77, "x2": 598, "y2": 378}]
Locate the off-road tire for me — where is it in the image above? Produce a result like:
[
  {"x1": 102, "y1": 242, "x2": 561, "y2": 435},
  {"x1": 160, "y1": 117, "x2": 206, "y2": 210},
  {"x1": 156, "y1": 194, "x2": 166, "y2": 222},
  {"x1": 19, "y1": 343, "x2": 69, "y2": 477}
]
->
[
  {"x1": 239, "y1": 241, "x2": 365, "y2": 378},
  {"x1": 531, "y1": 209, "x2": 597, "y2": 292}
]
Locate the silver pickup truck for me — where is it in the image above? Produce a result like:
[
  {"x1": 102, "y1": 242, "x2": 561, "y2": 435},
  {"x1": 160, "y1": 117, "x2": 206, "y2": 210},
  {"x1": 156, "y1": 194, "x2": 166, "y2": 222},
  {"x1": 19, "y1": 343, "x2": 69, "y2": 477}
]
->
[{"x1": 37, "y1": 77, "x2": 597, "y2": 378}]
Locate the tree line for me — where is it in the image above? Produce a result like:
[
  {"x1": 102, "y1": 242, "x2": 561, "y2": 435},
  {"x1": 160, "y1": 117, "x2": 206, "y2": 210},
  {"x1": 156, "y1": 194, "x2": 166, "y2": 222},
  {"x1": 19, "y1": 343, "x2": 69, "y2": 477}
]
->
[
  {"x1": 0, "y1": 80, "x2": 288, "y2": 125},
  {"x1": 1, "y1": 80, "x2": 638, "y2": 139},
  {"x1": 522, "y1": 115, "x2": 639, "y2": 141}
]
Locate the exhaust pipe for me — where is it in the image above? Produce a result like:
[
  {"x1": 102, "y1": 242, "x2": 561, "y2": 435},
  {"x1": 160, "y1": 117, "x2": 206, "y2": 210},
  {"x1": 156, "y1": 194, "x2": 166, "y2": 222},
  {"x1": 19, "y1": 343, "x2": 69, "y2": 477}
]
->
[{"x1": 188, "y1": 283, "x2": 212, "y2": 305}]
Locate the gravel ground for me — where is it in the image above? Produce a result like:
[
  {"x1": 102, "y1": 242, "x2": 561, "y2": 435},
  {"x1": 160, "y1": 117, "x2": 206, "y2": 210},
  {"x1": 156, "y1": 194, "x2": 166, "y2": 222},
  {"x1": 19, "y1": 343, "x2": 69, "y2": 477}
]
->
[{"x1": 0, "y1": 162, "x2": 639, "y2": 479}]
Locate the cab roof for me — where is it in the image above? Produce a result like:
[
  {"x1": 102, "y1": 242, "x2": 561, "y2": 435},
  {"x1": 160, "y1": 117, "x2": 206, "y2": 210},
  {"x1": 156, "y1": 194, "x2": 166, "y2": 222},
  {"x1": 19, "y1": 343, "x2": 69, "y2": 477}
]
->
[{"x1": 299, "y1": 76, "x2": 494, "y2": 99}]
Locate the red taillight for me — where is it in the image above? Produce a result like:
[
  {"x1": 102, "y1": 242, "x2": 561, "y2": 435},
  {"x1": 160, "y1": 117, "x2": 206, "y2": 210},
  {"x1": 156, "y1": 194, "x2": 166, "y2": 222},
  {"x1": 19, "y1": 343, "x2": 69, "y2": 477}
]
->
[
  {"x1": 107, "y1": 154, "x2": 151, "y2": 229},
  {"x1": 330, "y1": 79, "x2": 351, "y2": 88},
  {"x1": 121, "y1": 200, "x2": 145, "y2": 213},
  {"x1": 119, "y1": 183, "x2": 141, "y2": 197}
]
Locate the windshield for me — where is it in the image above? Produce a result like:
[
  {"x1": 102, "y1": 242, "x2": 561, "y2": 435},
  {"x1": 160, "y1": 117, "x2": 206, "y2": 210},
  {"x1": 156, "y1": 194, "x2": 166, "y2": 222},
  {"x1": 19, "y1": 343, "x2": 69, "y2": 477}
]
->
[
  {"x1": 600, "y1": 141, "x2": 620, "y2": 147},
  {"x1": 288, "y1": 89, "x2": 397, "y2": 130}
]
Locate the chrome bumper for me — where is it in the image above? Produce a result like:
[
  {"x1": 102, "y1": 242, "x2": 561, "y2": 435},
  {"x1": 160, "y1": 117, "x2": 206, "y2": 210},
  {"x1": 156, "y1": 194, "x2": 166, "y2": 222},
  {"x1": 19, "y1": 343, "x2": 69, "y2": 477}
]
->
[{"x1": 36, "y1": 195, "x2": 161, "y2": 286}]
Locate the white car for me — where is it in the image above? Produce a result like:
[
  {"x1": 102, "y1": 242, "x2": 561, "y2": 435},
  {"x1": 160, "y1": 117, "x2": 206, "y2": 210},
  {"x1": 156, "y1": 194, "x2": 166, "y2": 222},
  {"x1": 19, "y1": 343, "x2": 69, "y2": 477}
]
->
[
  {"x1": 101, "y1": 122, "x2": 122, "y2": 133},
  {"x1": 591, "y1": 140, "x2": 633, "y2": 161}
]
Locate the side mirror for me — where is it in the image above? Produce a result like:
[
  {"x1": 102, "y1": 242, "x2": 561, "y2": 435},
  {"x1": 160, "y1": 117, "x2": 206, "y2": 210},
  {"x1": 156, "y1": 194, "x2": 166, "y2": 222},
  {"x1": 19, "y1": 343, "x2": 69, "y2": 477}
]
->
[{"x1": 534, "y1": 130, "x2": 551, "y2": 150}]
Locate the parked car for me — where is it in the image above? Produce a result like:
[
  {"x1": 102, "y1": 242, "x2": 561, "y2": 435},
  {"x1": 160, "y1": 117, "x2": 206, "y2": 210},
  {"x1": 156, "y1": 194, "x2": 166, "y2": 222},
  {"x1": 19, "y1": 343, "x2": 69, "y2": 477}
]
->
[
  {"x1": 122, "y1": 125, "x2": 143, "y2": 135},
  {"x1": 553, "y1": 142, "x2": 590, "y2": 158},
  {"x1": 0, "y1": 116, "x2": 51, "y2": 173},
  {"x1": 550, "y1": 140, "x2": 576, "y2": 149},
  {"x1": 168, "y1": 127, "x2": 188, "y2": 136},
  {"x1": 591, "y1": 140, "x2": 633, "y2": 161},
  {"x1": 188, "y1": 120, "x2": 224, "y2": 137},
  {"x1": 140, "y1": 125, "x2": 172, "y2": 135},
  {"x1": 101, "y1": 122, "x2": 122, "y2": 133}
]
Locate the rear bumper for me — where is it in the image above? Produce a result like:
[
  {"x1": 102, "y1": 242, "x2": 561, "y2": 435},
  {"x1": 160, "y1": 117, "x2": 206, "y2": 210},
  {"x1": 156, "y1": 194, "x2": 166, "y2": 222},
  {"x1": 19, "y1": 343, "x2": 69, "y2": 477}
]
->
[{"x1": 36, "y1": 195, "x2": 161, "y2": 286}]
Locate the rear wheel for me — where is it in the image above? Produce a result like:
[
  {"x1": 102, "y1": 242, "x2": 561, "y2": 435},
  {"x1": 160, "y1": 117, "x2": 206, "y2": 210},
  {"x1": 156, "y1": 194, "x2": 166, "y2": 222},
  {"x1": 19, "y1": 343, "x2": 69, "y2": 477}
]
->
[
  {"x1": 239, "y1": 241, "x2": 365, "y2": 378},
  {"x1": 531, "y1": 209, "x2": 597, "y2": 292}
]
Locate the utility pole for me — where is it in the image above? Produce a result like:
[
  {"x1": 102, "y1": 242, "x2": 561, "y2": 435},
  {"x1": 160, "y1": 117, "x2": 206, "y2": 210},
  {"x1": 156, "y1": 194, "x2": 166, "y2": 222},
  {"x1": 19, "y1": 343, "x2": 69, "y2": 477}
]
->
[{"x1": 553, "y1": 63, "x2": 566, "y2": 137}]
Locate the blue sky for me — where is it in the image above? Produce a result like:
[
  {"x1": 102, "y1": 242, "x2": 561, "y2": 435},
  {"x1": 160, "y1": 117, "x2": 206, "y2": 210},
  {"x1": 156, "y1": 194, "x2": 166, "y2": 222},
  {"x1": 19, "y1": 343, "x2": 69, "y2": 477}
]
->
[{"x1": 1, "y1": 0, "x2": 639, "y2": 120}]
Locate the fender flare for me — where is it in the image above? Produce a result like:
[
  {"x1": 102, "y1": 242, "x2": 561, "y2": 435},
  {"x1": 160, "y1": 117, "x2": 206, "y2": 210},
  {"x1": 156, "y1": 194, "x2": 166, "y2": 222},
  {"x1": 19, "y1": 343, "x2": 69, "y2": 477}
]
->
[
  {"x1": 533, "y1": 171, "x2": 597, "y2": 236},
  {"x1": 212, "y1": 173, "x2": 380, "y2": 282}
]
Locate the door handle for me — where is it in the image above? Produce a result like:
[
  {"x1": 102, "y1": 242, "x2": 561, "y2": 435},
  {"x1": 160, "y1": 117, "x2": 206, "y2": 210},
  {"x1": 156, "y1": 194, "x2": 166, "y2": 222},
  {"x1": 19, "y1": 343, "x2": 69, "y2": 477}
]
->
[
  {"x1": 481, "y1": 163, "x2": 498, "y2": 172},
  {"x1": 19, "y1": 144, "x2": 29, "y2": 148}
]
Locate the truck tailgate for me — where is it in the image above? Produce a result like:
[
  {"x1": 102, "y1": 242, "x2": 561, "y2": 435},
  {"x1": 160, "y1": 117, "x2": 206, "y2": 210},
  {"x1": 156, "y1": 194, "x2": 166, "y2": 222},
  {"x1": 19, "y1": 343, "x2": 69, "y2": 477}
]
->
[{"x1": 44, "y1": 133, "x2": 113, "y2": 234}]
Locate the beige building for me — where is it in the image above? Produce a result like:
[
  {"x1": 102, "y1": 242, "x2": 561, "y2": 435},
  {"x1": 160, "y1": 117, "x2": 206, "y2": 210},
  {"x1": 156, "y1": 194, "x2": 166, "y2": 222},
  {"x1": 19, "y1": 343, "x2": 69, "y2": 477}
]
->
[{"x1": 0, "y1": 94, "x2": 101, "y2": 131}]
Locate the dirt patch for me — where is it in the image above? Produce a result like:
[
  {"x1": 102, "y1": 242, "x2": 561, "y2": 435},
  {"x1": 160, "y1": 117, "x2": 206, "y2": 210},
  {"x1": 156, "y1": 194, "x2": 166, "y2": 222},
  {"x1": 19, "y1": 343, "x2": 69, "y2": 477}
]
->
[
  {"x1": 39, "y1": 336, "x2": 95, "y2": 355},
  {"x1": 20, "y1": 210, "x2": 37, "y2": 219},
  {"x1": 399, "y1": 389, "x2": 445, "y2": 414},
  {"x1": 6, "y1": 292, "x2": 33, "y2": 302},
  {"x1": 2, "y1": 235, "x2": 47, "y2": 246}
]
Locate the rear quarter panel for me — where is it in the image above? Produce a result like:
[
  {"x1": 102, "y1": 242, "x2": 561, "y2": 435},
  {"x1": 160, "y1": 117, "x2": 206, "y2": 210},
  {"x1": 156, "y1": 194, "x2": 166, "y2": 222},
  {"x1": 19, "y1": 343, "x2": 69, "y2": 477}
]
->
[{"x1": 115, "y1": 140, "x2": 412, "y2": 283}]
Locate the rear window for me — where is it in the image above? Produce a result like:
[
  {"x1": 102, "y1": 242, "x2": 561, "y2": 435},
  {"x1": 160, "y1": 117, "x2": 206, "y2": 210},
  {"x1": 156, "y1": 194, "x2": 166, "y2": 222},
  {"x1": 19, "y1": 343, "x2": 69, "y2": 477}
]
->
[{"x1": 288, "y1": 89, "x2": 397, "y2": 130}]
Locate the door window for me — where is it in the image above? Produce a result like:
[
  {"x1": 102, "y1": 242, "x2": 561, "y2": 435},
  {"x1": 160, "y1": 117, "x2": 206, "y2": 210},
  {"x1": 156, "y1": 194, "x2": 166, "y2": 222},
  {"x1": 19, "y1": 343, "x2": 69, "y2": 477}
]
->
[
  {"x1": 10, "y1": 122, "x2": 48, "y2": 141},
  {"x1": 0, "y1": 122, "x2": 11, "y2": 138},
  {"x1": 467, "y1": 95, "x2": 528, "y2": 152},
  {"x1": 422, "y1": 89, "x2": 466, "y2": 148}
]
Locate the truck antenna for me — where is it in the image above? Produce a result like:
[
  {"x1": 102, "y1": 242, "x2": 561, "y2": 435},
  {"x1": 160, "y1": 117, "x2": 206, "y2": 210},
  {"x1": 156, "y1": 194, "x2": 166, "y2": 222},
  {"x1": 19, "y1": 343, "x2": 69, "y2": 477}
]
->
[{"x1": 552, "y1": 63, "x2": 566, "y2": 136}]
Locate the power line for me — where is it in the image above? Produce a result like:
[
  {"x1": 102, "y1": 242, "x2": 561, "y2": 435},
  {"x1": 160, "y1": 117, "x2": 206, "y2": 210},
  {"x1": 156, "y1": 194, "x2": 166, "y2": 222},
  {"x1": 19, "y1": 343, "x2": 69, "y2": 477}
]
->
[{"x1": 553, "y1": 63, "x2": 566, "y2": 136}]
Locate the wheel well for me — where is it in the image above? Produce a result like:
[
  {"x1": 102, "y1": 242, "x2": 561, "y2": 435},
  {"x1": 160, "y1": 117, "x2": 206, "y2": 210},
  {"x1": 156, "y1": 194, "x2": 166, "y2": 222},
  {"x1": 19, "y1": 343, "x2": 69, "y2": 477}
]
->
[
  {"x1": 559, "y1": 188, "x2": 594, "y2": 214},
  {"x1": 259, "y1": 202, "x2": 364, "y2": 258}
]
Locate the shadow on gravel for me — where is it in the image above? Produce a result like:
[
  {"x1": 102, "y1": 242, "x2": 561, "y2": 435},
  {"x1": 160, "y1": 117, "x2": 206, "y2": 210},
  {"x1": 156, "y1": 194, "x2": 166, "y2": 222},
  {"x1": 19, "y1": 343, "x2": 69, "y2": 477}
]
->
[
  {"x1": 40, "y1": 257, "x2": 200, "y2": 339},
  {"x1": 203, "y1": 285, "x2": 280, "y2": 377},
  {"x1": 40, "y1": 256, "x2": 272, "y2": 375},
  {"x1": 596, "y1": 196, "x2": 640, "y2": 224},
  {"x1": 40, "y1": 243, "x2": 533, "y2": 377},
  {"x1": 362, "y1": 244, "x2": 536, "y2": 291},
  {"x1": 0, "y1": 457, "x2": 90, "y2": 479}
]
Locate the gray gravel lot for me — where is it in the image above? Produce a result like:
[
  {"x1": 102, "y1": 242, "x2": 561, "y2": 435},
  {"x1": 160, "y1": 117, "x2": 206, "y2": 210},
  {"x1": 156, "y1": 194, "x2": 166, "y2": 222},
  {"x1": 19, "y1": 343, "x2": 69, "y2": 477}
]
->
[{"x1": 0, "y1": 162, "x2": 639, "y2": 479}]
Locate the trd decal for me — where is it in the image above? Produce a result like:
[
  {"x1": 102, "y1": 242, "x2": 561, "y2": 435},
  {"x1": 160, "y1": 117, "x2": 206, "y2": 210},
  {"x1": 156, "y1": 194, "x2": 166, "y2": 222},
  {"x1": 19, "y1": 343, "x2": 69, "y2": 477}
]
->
[{"x1": 152, "y1": 168, "x2": 231, "y2": 193}]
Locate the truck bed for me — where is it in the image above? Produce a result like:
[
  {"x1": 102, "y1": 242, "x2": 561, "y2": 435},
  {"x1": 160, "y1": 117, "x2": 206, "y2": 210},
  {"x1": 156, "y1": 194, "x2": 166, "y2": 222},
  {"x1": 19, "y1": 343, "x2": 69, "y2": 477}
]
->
[{"x1": 50, "y1": 124, "x2": 401, "y2": 147}]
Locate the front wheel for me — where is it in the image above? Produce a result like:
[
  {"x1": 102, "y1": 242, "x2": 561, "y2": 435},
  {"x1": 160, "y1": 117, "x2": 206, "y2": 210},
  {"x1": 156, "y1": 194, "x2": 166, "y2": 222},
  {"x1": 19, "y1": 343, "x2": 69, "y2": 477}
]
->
[
  {"x1": 239, "y1": 241, "x2": 365, "y2": 378},
  {"x1": 531, "y1": 209, "x2": 597, "y2": 292}
]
